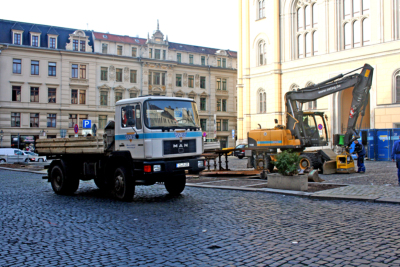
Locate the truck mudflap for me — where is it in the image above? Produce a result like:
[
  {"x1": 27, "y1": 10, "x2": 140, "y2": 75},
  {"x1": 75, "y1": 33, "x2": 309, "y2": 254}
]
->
[{"x1": 141, "y1": 157, "x2": 205, "y2": 176}]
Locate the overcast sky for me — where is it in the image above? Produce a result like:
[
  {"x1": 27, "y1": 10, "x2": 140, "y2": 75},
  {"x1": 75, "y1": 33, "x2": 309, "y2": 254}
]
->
[{"x1": 0, "y1": 0, "x2": 238, "y2": 51}]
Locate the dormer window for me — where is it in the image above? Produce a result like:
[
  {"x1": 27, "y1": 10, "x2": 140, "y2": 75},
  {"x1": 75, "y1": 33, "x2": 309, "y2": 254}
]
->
[
  {"x1": 49, "y1": 37, "x2": 56, "y2": 49},
  {"x1": 80, "y1": 40, "x2": 85, "y2": 52},
  {"x1": 31, "y1": 35, "x2": 39, "y2": 47},
  {"x1": 73, "y1": 40, "x2": 78, "y2": 51},
  {"x1": 103, "y1": 35, "x2": 108, "y2": 39},
  {"x1": 14, "y1": 32, "x2": 21, "y2": 45}
]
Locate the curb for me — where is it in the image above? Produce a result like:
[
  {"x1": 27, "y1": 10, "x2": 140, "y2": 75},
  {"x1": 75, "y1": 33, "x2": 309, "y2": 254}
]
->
[{"x1": 0, "y1": 166, "x2": 47, "y2": 174}]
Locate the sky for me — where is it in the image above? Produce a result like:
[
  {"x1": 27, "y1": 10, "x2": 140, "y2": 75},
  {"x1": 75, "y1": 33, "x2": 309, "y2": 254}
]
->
[{"x1": 0, "y1": 0, "x2": 239, "y2": 51}]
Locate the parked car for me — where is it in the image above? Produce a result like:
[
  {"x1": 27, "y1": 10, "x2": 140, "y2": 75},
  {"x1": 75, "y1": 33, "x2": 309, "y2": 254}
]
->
[
  {"x1": 0, "y1": 148, "x2": 28, "y2": 163},
  {"x1": 23, "y1": 151, "x2": 47, "y2": 162},
  {"x1": 233, "y1": 144, "x2": 248, "y2": 159}
]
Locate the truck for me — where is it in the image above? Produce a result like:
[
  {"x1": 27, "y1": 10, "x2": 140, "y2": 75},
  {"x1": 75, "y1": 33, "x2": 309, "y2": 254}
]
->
[
  {"x1": 36, "y1": 96, "x2": 206, "y2": 201},
  {"x1": 247, "y1": 64, "x2": 374, "y2": 174}
]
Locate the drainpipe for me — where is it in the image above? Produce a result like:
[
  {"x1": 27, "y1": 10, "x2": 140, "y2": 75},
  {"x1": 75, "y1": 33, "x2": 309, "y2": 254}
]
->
[
  {"x1": 59, "y1": 51, "x2": 63, "y2": 136},
  {"x1": 139, "y1": 56, "x2": 143, "y2": 96},
  {"x1": 208, "y1": 55, "x2": 212, "y2": 139}
]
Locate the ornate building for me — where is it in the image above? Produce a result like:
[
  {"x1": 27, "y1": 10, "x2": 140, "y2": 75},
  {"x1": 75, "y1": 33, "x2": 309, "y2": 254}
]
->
[
  {"x1": 0, "y1": 19, "x2": 237, "y2": 149},
  {"x1": 238, "y1": 0, "x2": 400, "y2": 144}
]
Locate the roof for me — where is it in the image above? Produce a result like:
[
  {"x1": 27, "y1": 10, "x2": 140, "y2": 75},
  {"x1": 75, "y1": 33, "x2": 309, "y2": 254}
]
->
[
  {"x1": 93, "y1": 32, "x2": 146, "y2": 45},
  {"x1": 0, "y1": 19, "x2": 94, "y2": 50}
]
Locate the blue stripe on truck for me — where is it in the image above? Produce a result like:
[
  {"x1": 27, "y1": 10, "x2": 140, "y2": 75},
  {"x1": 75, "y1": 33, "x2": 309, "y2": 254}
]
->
[{"x1": 115, "y1": 132, "x2": 202, "y2": 140}]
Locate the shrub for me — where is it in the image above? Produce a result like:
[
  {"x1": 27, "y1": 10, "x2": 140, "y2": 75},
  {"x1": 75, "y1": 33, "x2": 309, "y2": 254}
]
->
[{"x1": 273, "y1": 150, "x2": 300, "y2": 176}]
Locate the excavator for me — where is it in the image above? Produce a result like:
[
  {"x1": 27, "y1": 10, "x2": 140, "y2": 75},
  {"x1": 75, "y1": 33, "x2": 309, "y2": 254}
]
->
[{"x1": 248, "y1": 63, "x2": 374, "y2": 174}]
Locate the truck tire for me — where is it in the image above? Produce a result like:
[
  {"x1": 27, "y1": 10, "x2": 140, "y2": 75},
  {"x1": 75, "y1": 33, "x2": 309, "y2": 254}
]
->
[
  {"x1": 299, "y1": 153, "x2": 319, "y2": 170},
  {"x1": 50, "y1": 164, "x2": 79, "y2": 195},
  {"x1": 165, "y1": 173, "x2": 186, "y2": 196},
  {"x1": 238, "y1": 155, "x2": 244, "y2": 159},
  {"x1": 112, "y1": 167, "x2": 135, "y2": 201}
]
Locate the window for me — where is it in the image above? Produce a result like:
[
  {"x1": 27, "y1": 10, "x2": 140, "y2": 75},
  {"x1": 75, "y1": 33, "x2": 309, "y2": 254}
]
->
[
  {"x1": 71, "y1": 89, "x2": 78, "y2": 104},
  {"x1": 201, "y1": 56, "x2": 206, "y2": 65},
  {"x1": 163, "y1": 50, "x2": 166, "y2": 60},
  {"x1": 130, "y1": 92, "x2": 137, "y2": 98},
  {"x1": 176, "y1": 74, "x2": 182, "y2": 87},
  {"x1": 148, "y1": 73, "x2": 152, "y2": 85},
  {"x1": 222, "y1": 58, "x2": 227, "y2": 68},
  {"x1": 80, "y1": 40, "x2": 85, "y2": 52},
  {"x1": 222, "y1": 79, "x2": 227, "y2": 90},
  {"x1": 188, "y1": 75, "x2": 194, "y2": 88},
  {"x1": 48, "y1": 62, "x2": 56, "y2": 76},
  {"x1": 32, "y1": 35, "x2": 38, "y2": 47},
  {"x1": 222, "y1": 99, "x2": 227, "y2": 112},
  {"x1": 49, "y1": 37, "x2": 56, "y2": 49},
  {"x1": 200, "y1": 76, "x2": 206, "y2": 89},
  {"x1": 30, "y1": 87, "x2": 39, "y2": 102},
  {"x1": 394, "y1": 71, "x2": 400, "y2": 103},
  {"x1": 79, "y1": 114, "x2": 88, "y2": 128},
  {"x1": 102, "y1": 43, "x2": 108, "y2": 54},
  {"x1": 31, "y1": 60, "x2": 39, "y2": 75},
  {"x1": 258, "y1": 0, "x2": 265, "y2": 19},
  {"x1": 258, "y1": 91, "x2": 266, "y2": 113},
  {"x1": 100, "y1": 91, "x2": 108, "y2": 106},
  {"x1": 48, "y1": 88, "x2": 56, "y2": 103},
  {"x1": 155, "y1": 49, "x2": 161, "y2": 59},
  {"x1": 343, "y1": 0, "x2": 370, "y2": 49},
  {"x1": 217, "y1": 78, "x2": 221, "y2": 90},
  {"x1": 79, "y1": 90, "x2": 86, "y2": 104},
  {"x1": 30, "y1": 113, "x2": 39, "y2": 127},
  {"x1": 11, "y1": 113, "x2": 20, "y2": 127},
  {"x1": 217, "y1": 119, "x2": 221, "y2": 131},
  {"x1": 115, "y1": 92, "x2": 123, "y2": 103},
  {"x1": 14, "y1": 33, "x2": 21, "y2": 45},
  {"x1": 149, "y1": 48, "x2": 153, "y2": 58},
  {"x1": 308, "y1": 100, "x2": 317, "y2": 110},
  {"x1": 200, "y1": 98, "x2": 206, "y2": 111},
  {"x1": 258, "y1": 40, "x2": 266, "y2": 65},
  {"x1": 177, "y1": 53, "x2": 181, "y2": 63},
  {"x1": 80, "y1": 65, "x2": 86, "y2": 79},
  {"x1": 73, "y1": 40, "x2": 78, "y2": 51},
  {"x1": 116, "y1": 68, "x2": 122, "y2": 82},
  {"x1": 222, "y1": 119, "x2": 228, "y2": 131},
  {"x1": 101, "y1": 67, "x2": 108, "y2": 81},
  {"x1": 132, "y1": 47, "x2": 137, "y2": 57},
  {"x1": 200, "y1": 119, "x2": 207, "y2": 130},
  {"x1": 217, "y1": 99, "x2": 221, "y2": 111},
  {"x1": 130, "y1": 70, "x2": 137, "y2": 83},
  {"x1": 69, "y1": 114, "x2": 77, "y2": 128},
  {"x1": 117, "y1": 45, "x2": 123, "y2": 55},
  {"x1": 189, "y1": 54, "x2": 194, "y2": 64},
  {"x1": 12, "y1": 86, "x2": 21, "y2": 102},
  {"x1": 296, "y1": 3, "x2": 318, "y2": 58},
  {"x1": 13, "y1": 59, "x2": 21, "y2": 74},
  {"x1": 153, "y1": 73, "x2": 161, "y2": 85},
  {"x1": 217, "y1": 58, "x2": 221, "y2": 67},
  {"x1": 47, "y1": 114, "x2": 56, "y2": 128},
  {"x1": 99, "y1": 115, "x2": 107, "y2": 130},
  {"x1": 162, "y1": 73, "x2": 166, "y2": 86},
  {"x1": 72, "y1": 64, "x2": 78, "y2": 78}
]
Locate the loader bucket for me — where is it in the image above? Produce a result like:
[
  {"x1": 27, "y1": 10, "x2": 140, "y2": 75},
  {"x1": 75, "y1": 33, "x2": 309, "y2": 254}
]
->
[{"x1": 322, "y1": 160, "x2": 337, "y2": 174}]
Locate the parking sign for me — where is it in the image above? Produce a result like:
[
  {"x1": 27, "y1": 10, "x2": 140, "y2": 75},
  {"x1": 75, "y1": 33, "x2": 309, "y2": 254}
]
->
[{"x1": 83, "y1": 120, "x2": 91, "y2": 129}]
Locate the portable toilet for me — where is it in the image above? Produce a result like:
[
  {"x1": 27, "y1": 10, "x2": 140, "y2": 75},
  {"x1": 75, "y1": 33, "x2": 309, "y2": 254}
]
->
[
  {"x1": 367, "y1": 129, "x2": 376, "y2": 160},
  {"x1": 376, "y1": 129, "x2": 392, "y2": 161}
]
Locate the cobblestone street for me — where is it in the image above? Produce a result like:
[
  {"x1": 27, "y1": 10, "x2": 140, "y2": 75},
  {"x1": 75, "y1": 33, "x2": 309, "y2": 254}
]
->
[{"x1": 2, "y1": 169, "x2": 400, "y2": 266}]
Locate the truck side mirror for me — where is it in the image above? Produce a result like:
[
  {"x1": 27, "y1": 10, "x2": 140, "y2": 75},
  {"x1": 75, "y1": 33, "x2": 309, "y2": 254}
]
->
[{"x1": 274, "y1": 119, "x2": 278, "y2": 124}]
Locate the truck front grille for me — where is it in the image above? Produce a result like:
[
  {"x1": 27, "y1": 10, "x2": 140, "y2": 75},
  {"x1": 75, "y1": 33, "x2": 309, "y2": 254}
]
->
[{"x1": 164, "y1": 139, "x2": 196, "y2": 155}]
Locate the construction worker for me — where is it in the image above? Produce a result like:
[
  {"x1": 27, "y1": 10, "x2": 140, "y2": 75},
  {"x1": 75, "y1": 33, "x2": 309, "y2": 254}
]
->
[
  {"x1": 391, "y1": 139, "x2": 400, "y2": 185},
  {"x1": 354, "y1": 139, "x2": 366, "y2": 173}
]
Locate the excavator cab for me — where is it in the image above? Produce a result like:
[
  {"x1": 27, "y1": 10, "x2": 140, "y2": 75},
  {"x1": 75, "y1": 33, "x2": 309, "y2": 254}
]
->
[{"x1": 297, "y1": 111, "x2": 329, "y2": 147}]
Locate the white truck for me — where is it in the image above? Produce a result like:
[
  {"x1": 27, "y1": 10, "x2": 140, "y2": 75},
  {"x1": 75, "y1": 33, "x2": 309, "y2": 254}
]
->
[{"x1": 36, "y1": 96, "x2": 205, "y2": 201}]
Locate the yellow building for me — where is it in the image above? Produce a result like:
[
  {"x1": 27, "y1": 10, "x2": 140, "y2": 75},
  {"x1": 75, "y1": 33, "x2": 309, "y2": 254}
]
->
[{"x1": 238, "y1": 0, "x2": 400, "y2": 145}]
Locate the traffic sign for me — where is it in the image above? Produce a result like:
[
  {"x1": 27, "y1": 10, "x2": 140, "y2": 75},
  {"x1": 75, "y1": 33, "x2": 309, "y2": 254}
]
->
[
  {"x1": 232, "y1": 129, "x2": 235, "y2": 139},
  {"x1": 203, "y1": 132, "x2": 207, "y2": 137},
  {"x1": 74, "y1": 124, "x2": 79, "y2": 134},
  {"x1": 92, "y1": 124, "x2": 97, "y2": 136},
  {"x1": 318, "y1": 124, "x2": 323, "y2": 130},
  {"x1": 83, "y1": 120, "x2": 91, "y2": 129}
]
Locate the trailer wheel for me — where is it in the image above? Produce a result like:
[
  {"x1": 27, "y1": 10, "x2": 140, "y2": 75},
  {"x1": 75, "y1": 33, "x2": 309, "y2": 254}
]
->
[
  {"x1": 50, "y1": 164, "x2": 79, "y2": 195},
  {"x1": 112, "y1": 167, "x2": 135, "y2": 201},
  {"x1": 165, "y1": 173, "x2": 186, "y2": 196}
]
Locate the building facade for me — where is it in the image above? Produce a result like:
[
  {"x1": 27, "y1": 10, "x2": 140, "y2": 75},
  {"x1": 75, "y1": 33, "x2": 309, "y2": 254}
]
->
[
  {"x1": 238, "y1": 0, "x2": 400, "y2": 144},
  {"x1": 0, "y1": 19, "x2": 237, "y2": 149}
]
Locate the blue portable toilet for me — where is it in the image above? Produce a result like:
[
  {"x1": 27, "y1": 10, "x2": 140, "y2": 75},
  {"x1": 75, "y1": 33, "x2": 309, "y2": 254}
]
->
[
  {"x1": 376, "y1": 129, "x2": 392, "y2": 161},
  {"x1": 367, "y1": 129, "x2": 376, "y2": 160}
]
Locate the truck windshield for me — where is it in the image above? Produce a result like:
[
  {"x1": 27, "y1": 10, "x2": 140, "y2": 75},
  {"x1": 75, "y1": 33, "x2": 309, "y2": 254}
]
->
[{"x1": 144, "y1": 99, "x2": 200, "y2": 129}]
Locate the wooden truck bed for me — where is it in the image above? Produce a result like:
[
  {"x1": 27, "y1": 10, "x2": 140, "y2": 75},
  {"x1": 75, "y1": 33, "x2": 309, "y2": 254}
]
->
[{"x1": 36, "y1": 136, "x2": 104, "y2": 155}]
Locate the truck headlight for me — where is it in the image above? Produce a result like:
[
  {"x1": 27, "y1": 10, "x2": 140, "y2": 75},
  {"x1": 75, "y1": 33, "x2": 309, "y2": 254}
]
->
[
  {"x1": 198, "y1": 161, "x2": 204, "y2": 167},
  {"x1": 153, "y1": 165, "x2": 161, "y2": 172}
]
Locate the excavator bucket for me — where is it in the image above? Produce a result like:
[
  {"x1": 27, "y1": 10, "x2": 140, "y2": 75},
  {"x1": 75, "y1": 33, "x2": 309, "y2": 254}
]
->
[{"x1": 322, "y1": 160, "x2": 337, "y2": 174}]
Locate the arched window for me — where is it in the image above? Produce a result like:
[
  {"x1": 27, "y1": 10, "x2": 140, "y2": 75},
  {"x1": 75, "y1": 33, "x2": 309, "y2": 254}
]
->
[
  {"x1": 258, "y1": 89, "x2": 267, "y2": 113},
  {"x1": 305, "y1": 82, "x2": 317, "y2": 109},
  {"x1": 258, "y1": 0, "x2": 265, "y2": 19},
  {"x1": 342, "y1": 0, "x2": 370, "y2": 50},
  {"x1": 313, "y1": 31, "x2": 318, "y2": 55},
  {"x1": 258, "y1": 40, "x2": 266, "y2": 66},
  {"x1": 296, "y1": 1, "x2": 318, "y2": 59},
  {"x1": 394, "y1": 71, "x2": 400, "y2": 103}
]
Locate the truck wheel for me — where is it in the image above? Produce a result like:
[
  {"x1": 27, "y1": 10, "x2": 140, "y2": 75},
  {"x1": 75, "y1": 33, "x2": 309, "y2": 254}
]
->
[
  {"x1": 165, "y1": 173, "x2": 186, "y2": 196},
  {"x1": 238, "y1": 155, "x2": 244, "y2": 159},
  {"x1": 50, "y1": 164, "x2": 79, "y2": 195},
  {"x1": 38, "y1": 158, "x2": 44, "y2": 162},
  {"x1": 112, "y1": 167, "x2": 135, "y2": 201},
  {"x1": 299, "y1": 154, "x2": 312, "y2": 170}
]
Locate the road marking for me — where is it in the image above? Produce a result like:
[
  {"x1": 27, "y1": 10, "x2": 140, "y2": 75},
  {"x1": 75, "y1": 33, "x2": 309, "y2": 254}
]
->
[
  {"x1": 327, "y1": 175, "x2": 371, "y2": 181},
  {"x1": 193, "y1": 179, "x2": 233, "y2": 184},
  {"x1": 244, "y1": 182, "x2": 269, "y2": 187}
]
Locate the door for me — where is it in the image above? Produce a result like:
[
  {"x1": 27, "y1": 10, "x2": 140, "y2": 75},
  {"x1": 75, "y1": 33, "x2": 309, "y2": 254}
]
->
[
  {"x1": 377, "y1": 129, "x2": 391, "y2": 161},
  {"x1": 367, "y1": 129, "x2": 375, "y2": 160},
  {"x1": 116, "y1": 103, "x2": 144, "y2": 159}
]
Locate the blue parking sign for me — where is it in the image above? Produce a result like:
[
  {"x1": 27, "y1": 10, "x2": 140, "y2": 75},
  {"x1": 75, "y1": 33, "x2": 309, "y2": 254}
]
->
[{"x1": 83, "y1": 120, "x2": 91, "y2": 129}]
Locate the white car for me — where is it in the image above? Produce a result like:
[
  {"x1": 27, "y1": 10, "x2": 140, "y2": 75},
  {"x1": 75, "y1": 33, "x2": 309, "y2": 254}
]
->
[
  {"x1": 0, "y1": 148, "x2": 28, "y2": 163},
  {"x1": 23, "y1": 151, "x2": 47, "y2": 162}
]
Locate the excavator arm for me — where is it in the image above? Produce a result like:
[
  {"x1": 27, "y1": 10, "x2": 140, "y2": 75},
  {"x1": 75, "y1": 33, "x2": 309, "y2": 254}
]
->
[{"x1": 285, "y1": 64, "x2": 374, "y2": 147}]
